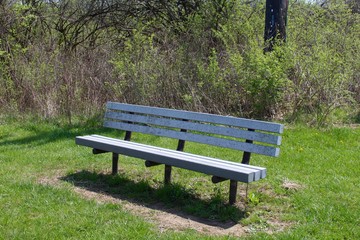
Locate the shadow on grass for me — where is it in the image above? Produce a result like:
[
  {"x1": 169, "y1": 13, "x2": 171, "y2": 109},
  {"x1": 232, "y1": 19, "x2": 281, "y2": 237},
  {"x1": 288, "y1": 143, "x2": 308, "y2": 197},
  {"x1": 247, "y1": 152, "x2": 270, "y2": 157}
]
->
[
  {"x1": 0, "y1": 116, "x2": 121, "y2": 147},
  {"x1": 61, "y1": 170, "x2": 247, "y2": 228}
]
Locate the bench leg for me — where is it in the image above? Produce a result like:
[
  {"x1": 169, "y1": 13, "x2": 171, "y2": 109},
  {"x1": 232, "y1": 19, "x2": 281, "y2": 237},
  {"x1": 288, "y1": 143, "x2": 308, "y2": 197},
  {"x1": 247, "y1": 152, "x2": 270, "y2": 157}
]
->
[
  {"x1": 112, "y1": 153, "x2": 119, "y2": 175},
  {"x1": 164, "y1": 165, "x2": 172, "y2": 184},
  {"x1": 229, "y1": 180, "x2": 238, "y2": 205}
]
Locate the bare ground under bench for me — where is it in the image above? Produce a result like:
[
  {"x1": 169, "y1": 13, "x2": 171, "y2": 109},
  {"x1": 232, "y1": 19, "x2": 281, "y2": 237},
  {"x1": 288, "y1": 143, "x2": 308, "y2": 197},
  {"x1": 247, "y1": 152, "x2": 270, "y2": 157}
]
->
[{"x1": 38, "y1": 171, "x2": 293, "y2": 237}]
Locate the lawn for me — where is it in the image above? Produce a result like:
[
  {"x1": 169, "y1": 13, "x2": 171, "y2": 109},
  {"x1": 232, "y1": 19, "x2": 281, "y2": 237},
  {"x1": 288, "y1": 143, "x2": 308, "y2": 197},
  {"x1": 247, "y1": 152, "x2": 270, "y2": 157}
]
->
[{"x1": 0, "y1": 118, "x2": 359, "y2": 239}]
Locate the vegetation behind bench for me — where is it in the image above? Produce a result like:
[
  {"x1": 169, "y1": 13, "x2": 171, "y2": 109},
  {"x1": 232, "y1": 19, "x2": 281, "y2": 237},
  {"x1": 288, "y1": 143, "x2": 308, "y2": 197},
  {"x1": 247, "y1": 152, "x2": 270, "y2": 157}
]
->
[{"x1": 76, "y1": 102, "x2": 283, "y2": 204}]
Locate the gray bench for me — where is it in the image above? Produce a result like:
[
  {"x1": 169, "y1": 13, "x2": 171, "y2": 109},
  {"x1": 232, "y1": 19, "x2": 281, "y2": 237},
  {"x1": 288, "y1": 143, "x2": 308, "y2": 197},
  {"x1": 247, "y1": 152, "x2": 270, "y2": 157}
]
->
[{"x1": 76, "y1": 102, "x2": 283, "y2": 204}]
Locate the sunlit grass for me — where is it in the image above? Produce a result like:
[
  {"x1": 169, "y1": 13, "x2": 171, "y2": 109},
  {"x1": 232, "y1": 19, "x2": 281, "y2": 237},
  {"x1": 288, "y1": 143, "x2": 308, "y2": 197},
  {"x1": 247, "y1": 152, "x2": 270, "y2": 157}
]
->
[{"x1": 0, "y1": 119, "x2": 359, "y2": 239}]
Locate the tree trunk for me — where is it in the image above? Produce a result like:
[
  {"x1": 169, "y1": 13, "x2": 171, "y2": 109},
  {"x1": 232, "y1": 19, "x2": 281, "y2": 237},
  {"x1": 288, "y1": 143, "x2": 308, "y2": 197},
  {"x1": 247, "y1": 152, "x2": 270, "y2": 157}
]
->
[{"x1": 264, "y1": 0, "x2": 289, "y2": 52}]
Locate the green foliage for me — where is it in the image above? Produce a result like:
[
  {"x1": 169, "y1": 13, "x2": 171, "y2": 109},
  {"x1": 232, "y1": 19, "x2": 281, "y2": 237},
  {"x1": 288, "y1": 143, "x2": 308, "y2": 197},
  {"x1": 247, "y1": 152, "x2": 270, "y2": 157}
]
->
[
  {"x1": 242, "y1": 44, "x2": 292, "y2": 118},
  {"x1": 196, "y1": 48, "x2": 231, "y2": 112},
  {"x1": 110, "y1": 27, "x2": 160, "y2": 104},
  {"x1": 286, "y1": 0, "x2": 359, "y2": 126},
  {"x1": 247, "y1": 192, "x2": 260, "y2": 206},
  {"x1": 0, "y1": 0, "x2": 359, "y2": 124}
]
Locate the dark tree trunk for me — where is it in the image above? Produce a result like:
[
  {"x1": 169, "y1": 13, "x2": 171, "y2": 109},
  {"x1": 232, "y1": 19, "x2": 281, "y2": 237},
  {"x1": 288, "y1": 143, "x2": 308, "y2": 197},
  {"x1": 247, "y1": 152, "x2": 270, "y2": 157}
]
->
[{"x1": 264, "y1": 0, "x2": 288, "y2": 52}]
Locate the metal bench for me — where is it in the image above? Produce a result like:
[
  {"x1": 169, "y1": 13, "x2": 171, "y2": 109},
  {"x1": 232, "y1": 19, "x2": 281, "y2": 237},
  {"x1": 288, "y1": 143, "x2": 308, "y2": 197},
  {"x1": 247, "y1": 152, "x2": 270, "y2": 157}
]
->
[{"x1": 76, "y1": 102, "x2": 283, "y2": 204}]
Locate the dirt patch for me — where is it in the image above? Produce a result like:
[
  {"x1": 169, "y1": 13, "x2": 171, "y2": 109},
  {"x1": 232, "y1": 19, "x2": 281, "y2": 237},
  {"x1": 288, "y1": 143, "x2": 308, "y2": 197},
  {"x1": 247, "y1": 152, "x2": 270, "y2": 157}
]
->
[
  {"x1": 282, "y1": 179, "x2": 303, "y2": 191},
  {"x1": 38, "y1": 173, "x2": 291, "y2": 237}
]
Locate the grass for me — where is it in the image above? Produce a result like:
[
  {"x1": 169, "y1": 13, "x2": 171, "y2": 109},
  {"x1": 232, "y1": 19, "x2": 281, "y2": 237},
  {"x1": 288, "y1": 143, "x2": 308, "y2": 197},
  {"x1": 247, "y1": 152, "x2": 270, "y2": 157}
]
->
[{"x1": 0, "y1": 118, "x2": 359, "y2": 239}]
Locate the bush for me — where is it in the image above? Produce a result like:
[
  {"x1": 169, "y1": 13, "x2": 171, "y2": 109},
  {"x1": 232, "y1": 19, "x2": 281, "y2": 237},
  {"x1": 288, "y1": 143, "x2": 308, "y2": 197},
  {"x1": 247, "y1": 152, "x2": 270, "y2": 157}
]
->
[{"x1": 0, "y1": 0, "x2": 359, "y2": 125}]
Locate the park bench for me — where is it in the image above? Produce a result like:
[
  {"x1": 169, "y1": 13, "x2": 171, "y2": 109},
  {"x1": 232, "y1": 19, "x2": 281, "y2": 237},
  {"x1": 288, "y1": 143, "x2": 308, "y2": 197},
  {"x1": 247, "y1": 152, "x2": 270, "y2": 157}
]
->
[{"x1": 75, "y1": 102, "x2": 283, "y2": 204}]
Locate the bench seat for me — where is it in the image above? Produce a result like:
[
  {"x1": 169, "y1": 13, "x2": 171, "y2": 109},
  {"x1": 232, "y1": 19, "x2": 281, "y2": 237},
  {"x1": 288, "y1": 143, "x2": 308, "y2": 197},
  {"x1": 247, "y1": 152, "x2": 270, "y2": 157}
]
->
[{"x1": 76, "y1": 134, "x2": 266, "y2": 183}]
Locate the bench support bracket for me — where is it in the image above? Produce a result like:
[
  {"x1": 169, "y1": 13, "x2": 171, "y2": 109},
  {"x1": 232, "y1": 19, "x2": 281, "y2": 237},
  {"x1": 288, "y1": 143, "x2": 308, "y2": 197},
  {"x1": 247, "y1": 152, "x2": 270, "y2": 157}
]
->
[
  {"x1": 93, "y1": 149, "x2": 108, "y2": 154},
  {"x1": 164, "y1": 165, "x2": 172, "y2": 184},
  {"x1": 229, "y1": 180, "x2": 238, "y2": 205},
  {"x1": 163, "y1": 125, "x2": 187, "y2": 185},
  {"x1": 145, "y1": 161, "x2": 162, "y2": 167},
  {"x1": 241, "y1": 129, "x2": 255, "y2": 164},
  {"x1": 212, "y1": 176, "x2": 228, "y2": 183},
  {"x1": 112, "y1": 153, "x2": 119, "y2": 175}
]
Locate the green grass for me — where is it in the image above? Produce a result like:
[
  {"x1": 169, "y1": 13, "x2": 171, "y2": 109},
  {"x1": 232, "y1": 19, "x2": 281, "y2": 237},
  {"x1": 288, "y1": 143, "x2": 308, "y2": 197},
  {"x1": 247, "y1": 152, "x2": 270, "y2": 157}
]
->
[{"x1": 0, "y1": 119, "x2": 359, "y2": 239}]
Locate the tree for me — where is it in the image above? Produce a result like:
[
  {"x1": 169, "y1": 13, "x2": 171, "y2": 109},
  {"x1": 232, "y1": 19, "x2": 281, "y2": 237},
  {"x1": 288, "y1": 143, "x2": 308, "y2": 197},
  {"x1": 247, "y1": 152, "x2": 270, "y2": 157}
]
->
[{"x1": 264, "y1": 0, "x2": 289, "y2": 52}]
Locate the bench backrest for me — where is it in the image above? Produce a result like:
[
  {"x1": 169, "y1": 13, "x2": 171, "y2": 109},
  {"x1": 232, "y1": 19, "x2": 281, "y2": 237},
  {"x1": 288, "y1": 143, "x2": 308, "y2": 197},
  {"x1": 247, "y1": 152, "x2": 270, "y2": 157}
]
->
[{"x1": 104, "y1": 102, "x2": 283, "y2": 157}]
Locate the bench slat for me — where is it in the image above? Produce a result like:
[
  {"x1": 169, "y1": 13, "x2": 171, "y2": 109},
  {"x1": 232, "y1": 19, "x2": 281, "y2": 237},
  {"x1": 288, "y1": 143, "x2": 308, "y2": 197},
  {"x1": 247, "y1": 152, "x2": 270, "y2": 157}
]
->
[
  {"x1": 76, "y1": 135, "x2": 263, "y2": 183},
  {"x1": 107, "y1": 102, "x2": 284, "y2": 134},
  {"x1": 91, "y1": 134, "x2": 266, "y2": 179},
  {"x1": 104, "y1": 121, "x2": 280, "y2": 157},
  {"x1": 105, "y1": 111, "x2": 282, "y2": 145},
  {"x1": 77, "y1": 136, "x2": 259, "y2": 180}
]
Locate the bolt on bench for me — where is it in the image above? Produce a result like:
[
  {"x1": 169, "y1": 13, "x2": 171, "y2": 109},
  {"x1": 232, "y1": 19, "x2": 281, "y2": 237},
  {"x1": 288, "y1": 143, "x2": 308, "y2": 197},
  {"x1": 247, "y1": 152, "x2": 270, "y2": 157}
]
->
[{"x1": 76, "y1": 102, "x2": 283, "y2": 204}]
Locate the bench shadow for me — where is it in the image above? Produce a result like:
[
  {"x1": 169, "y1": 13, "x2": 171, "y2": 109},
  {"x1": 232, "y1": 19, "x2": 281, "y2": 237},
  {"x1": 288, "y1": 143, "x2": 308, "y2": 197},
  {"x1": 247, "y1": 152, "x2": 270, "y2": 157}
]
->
[{"x1": 60, "y1": 170, "x2": 247, "y2": 229}]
